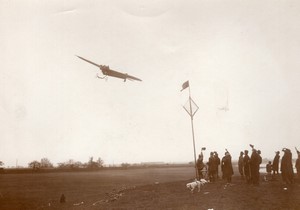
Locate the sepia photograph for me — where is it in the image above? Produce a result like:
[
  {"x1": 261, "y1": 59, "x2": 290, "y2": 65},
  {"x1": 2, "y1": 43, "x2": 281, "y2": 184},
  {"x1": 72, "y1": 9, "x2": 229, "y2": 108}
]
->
[{"x1": 1, "y1": 0, "x2": 300, "y2": 209}]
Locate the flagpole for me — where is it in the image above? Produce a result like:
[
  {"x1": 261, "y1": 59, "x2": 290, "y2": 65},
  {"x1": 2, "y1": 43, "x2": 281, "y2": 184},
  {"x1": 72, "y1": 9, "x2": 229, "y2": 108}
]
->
[
  {"x1": 181, "y1": 80, "x2": 199, "y2": 180},
  {"x1": 188, "y1": 83, "x2": 198, "y2": 180}
]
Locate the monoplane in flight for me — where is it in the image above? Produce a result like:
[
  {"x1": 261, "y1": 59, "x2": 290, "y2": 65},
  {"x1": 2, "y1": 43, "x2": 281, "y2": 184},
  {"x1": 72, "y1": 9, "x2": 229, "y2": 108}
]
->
[{"x1": 76, "y1": 55, "x2": 142, "y2": 82}]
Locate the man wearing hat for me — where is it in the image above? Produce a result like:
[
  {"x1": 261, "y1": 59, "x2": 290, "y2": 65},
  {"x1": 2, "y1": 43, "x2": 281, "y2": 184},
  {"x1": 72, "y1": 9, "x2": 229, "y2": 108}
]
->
[
  {"x1": 272, "y1": 151, "x2": 280, "y2": 178},
  {"x1": 208, "y1": 152, "x2": 218, "y2": 182},
  {"x1": 214, "y1": 151, "x2": 221, "y2": 179},
  {"x1": 196, "y1": 153, "x2": 205, "y2": 180},
  {"x1": 238, "y1": 151, "x2": 244, "y2": 178},
  {"x1": 221, "y1": 150, "x2": 234, "y2": 183},
  {"x1": 250, "y1": 146, "x2": 261, "y2": 185},
  {"x1": 243, "y1": 150, "x2": 251, "y2": 184},
  {"x1": 280, "y1": 148, "x2": 294, "y2": 184}
]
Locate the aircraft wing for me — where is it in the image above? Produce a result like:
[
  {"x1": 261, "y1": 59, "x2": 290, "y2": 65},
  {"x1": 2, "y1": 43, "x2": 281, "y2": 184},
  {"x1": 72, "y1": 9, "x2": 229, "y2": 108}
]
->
[
  {"x1": 106, "y1": 68, "x2": 142, "y2": 81},
  {"x1": 76, "y1": 55, "x2": 102, "y2": 68},
  {"x1": 126, "y1": 74, "x2": 142, "y2": 81}
]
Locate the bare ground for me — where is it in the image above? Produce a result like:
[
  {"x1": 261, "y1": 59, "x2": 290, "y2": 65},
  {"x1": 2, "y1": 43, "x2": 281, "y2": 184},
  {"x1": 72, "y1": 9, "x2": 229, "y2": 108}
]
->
[
  {"x1": 0, "y1": 167, "x2": 299, "y2": 210},
  {"x1": 93, "y1": 176, "x2": 300, "y2": 210}
]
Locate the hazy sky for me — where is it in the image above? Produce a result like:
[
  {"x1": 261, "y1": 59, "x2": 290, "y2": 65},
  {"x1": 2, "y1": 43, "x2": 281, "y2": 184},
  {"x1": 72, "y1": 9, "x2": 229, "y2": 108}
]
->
[{"x1": 1, "y1": 0, "x2": 300, "y2": 167}]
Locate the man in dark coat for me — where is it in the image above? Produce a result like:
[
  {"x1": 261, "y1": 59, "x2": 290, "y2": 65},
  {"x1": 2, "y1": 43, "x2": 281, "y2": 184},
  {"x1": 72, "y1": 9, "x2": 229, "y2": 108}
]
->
[
  {"x1": 281, "y1": 148, "x2": 294, "y2": 184},
  {"x1": 272, "y1": 151, "x2": 280, "y2": 177},
  {"x1": 243, "y1": 150, "x2": 251, "y2": 184},
  {"x1": 207, "y1": 152, "x2": 213, "y2": 182},
  {"x1": 214, "y1": 152, "x2": 221, "y2": 179},
  {"x1": 238, "y1": 151, "x2": 244, "y2": 177},
  {"x1": 250, "y1": 148, "x2": 262, "y2": 185},
  {"x1": 221, "y1": 151, "x2": 234, "y2": 183},
  {"x1": 196, "y1": 153, "x2": 205, "y2": 180},
  {"x1": 208, "y1": 152, "x2": 218, "y2": 182}
]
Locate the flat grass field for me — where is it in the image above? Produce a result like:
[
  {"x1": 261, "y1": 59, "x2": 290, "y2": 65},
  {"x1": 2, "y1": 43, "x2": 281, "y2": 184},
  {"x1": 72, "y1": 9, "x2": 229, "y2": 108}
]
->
[{"x1": 0, "y1": 166, "x2": 299, "y2": 210}]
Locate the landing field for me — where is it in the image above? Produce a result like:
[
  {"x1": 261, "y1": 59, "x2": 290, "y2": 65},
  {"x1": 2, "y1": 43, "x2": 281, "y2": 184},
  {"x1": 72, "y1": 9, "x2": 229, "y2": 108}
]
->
[{"x1": 0, "y1": 166, "x2": 299, "y2": 209}]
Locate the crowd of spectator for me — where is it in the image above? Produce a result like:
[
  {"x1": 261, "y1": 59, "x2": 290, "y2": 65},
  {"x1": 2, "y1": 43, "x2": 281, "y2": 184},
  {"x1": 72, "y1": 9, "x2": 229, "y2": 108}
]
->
[{"x1": 196, "y1": 145, "x2": 300, "y2": 185}]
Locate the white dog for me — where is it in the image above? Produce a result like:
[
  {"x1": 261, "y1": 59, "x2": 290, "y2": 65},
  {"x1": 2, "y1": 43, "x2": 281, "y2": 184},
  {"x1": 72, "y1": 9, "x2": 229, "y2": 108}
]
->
[{"x1": 186, "y1": 179, "x2": 208, "y2": 193}]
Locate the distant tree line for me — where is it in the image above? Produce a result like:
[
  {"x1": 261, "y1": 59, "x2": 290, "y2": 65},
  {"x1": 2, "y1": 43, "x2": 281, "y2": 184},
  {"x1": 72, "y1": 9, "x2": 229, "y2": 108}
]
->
[
  {"x1": 27, "y1": 157, "x2": 104, "y2": 170},
  {"x1": 28, "y1": 158, "x2": 53, "y2": 169}
]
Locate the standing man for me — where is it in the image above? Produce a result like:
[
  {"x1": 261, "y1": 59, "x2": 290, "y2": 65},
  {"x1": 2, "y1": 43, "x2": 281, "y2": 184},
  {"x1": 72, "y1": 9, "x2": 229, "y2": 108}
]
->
[
  {"x1": 250, "y1": 146, "x2": 261, "y2": 185},
  {"x1": 214, "y1": 151, "x2": 221, "y2": 179},
  {"x1": 243, "y1": 150, "x2": 251, "y2": 184},
  {"x1": 238, "y1": 151, "x2": 244, "y2": 178},
  {"x1": 208, "y1": 152, "x2": 218, "y2": 182},
  {"x1": 207, "y1": 152, "x2": 214, "y2": 182},
  {"x1": 272, "y1": 151, "x2": 280, "y2": 179},
  {"x1": 281, "y1": 148, "x2": 294, "y2": 184},
  {"x1": 221, "y1": 150, "x2": 234, "y2": 183},
  {"x1": 196, "y1": 153, "x2": 205, "y2": 180}
]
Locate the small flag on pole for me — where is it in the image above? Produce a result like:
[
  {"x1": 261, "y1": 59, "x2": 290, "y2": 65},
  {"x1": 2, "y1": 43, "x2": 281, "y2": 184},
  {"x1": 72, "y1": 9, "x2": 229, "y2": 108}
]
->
[{"x1": 181, "y1": 80, "x2": 189, "y2": 91}]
